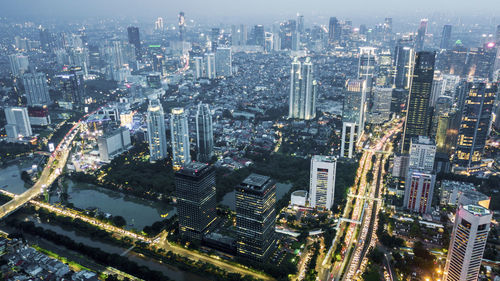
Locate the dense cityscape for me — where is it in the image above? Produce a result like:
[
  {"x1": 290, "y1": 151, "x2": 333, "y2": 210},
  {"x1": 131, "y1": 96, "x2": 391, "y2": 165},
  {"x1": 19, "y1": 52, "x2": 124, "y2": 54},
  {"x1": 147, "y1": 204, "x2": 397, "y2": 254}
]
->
[{"x1": 0, "y1": 1, "x2": 499, "y2": 281}]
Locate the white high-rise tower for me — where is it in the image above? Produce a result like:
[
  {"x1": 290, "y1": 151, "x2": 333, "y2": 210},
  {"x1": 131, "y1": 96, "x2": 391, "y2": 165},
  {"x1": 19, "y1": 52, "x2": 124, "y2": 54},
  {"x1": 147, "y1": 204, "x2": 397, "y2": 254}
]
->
[
  {"x1": 309, "y1": 155, "x2": 337, "y2": 210},
  {"x1": 289, "y1": 57, "x2": 317, "y2": 120},
  {"x1": 170, "y1": 108, "x2": 191, "y2": 169},
  {"x1": 146, "y1": 98, "x2": 167, "y2": 162}
]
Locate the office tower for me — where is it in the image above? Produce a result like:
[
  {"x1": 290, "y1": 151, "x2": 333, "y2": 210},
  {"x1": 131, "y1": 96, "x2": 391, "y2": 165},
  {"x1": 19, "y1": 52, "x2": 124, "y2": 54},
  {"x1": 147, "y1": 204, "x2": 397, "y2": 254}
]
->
[
  {"x1": 409, "y1": 136, "x2": 436, "y2": 172},
  {"x1": 146, "y1": 98, "x2": 167, "y2": 162},
  {"x1": 496, "y1": 24, "x2": 500, "y2": 45},
  {"x1": 175, "y1": 162, "x2": 217, "y2": 240},
  {"x1": 215, "y1": 47, "x2": 232, "y2": 77},
  {"x1": 8, "y1": 54, "x2": 29, "y2": 77},
  {"x1": 341, "y1": 122, "x2": 358, "y2": 159},
  {"x1": 39, "y1": 26, "x2": 52, "y2": 51},
  {"x1": 342, "y1": 79, "x2": 368, "y2": 132},
  {"x1": 178, "y1": 12, "x2": 185, "y2": 41},
  {"x1": 154, "y1": 17, "x2": 164, "y2": 31},
  {"x1": 211, "y1": 28, "x2": 220, "y2": 52},
  {"x1": 297, "y1": 14, "x2": 304, "y2": 33},
  {"x1": 203, "y1": 53, "x2": 216, "y2": 79},
  {"x1": 403, "y1": 171, "x2": 435, "y2": 213},
  {"x1": 253, "y1": 25, "x2": 265, "y2": 47},
  {"x1": 430, "y1": 72, "x2": 445, "y2": 107},
  {"x1": 384, "y1": 17, "x2": 393, "y2": 34},
  {"x1": 193, "y1": 57, "x2": 203, "y2": 79},
  {"x1": 358, "y1": 47, "x2": 377, "y2": 80},
  {"x1": 443, "y1": 205, "x2": 492, "y2": 281},
  {"x1": 393, "y1": 41, "x2": 415, "y2": 89},
  {"x1": 309, "y1": 155, "x2": 337, "y2": 210},
  {"x1": 390, "y1": 88, "x2": 408, "y2": 115},
  {"x1": 272, "y1": 24, "x2": 281, "y2": 51},
  {"x1": 127, "y1": 26, "x2": 141, "y2": 59},
  {"x1": 328, "y1": 17, "x2": 341, "y2": 43},
  {"x1": 69, "y1": 48, "x2": 90, "y2": 75},
  {"x1": 54, "y1": 66, "x2": 86, "y2": 105},
  {"x1": 170, "y1": 108, "x2": 191, "y2": 170},
  {"x1": 401, "y1": 51, "x2": 436, "y2": 153},
  {"x1": 196, "y1": 103, "x2": 214, "y2": 163},
  {"x1": 288, "y1": 57, "x2": 317, "y2": 120},
  {"x1": 454, "y1": 82, "x2": 496, "y2": 174},
  {"x1": 415, "y1": 19, "x2": 428, "y2": 51},
  {"x1": 279, "y1": 20, "x2": 297, "y2": 50},
  {"x1": 368, "y1": 87, "x2": 392, "y2": 124},
  {"x1": 440, "y1": 25, "x2": 452, "y2": 49},
  {"x1": 146, "y1": 73, "x2": 162, "y2": 89},
  {"x1": 98, "y1": 127, "x2": 132, "y2": 162},
  {"x1": 28, "y1": 105, "x2": 51, "y2": 126},
  {"x1": 4, "y1": 107, "x2": 32, "y2": 141},
  {"x1": 376, "y1": 49, "x2": 392, "y2": 86},
  {"x1": 430, "y1": 96, "x2": 453, "y2": 136},
  {"x1": 22, "y1": 72, "x2": 51, "y2": 106},
  {"x1": 236, "y1": 174, "x2": 277, "y2": 261}
]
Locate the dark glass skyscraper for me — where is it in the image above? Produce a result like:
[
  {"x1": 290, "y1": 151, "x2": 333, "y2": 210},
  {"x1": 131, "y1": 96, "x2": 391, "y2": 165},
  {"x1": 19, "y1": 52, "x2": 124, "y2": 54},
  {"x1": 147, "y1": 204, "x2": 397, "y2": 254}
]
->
[
  {"x1": 236, "y1": 174, "x2": 277, "y2": 261},
  {"x1": 415, "y1": 19, "x2": 428, "y2": 51},
  {"x1": 393, "y1": 39, "x2": 415, "y2": 89},
  {"x1": 401, "y1": 51, "x2": 436, "y2": 153},
  {"x1": 328, "y1": 17, "x2": 341, "y2": 43},
  {"x1": 196, "y1": 103, "x2": 214, "y2": 163},
  {"x1": 440, "y1": 25, "x2": 452, "y2": 49},
  {"x1": 454, "y1": 82, "x2": 497, "y2": 174},
  {"x1": 175, "y1": 162, "x2": 217, "y2": 240},
  {"x1": 127, "y1": 26, "x2": 141, "y2": 59},
  {"x1": 253, "y1": 25, "x2": 265, "y2": 48}
]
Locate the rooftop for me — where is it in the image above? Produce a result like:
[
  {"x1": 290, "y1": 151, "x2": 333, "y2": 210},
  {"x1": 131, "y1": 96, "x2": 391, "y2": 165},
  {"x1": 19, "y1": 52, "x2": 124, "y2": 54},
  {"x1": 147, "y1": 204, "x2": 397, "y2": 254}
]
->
[
  {"x1": 176, "y1": 162, "x2": 211, "y2": 177},
  {"x1": 312, "y1": 155, "x2": 337, "y2": 163},
  {"x1": 242, "y1": 173, "x2": 270, "y2": 188},
  {"x1": 463, "y1": 204, "x2": 491, "y2": 216}
]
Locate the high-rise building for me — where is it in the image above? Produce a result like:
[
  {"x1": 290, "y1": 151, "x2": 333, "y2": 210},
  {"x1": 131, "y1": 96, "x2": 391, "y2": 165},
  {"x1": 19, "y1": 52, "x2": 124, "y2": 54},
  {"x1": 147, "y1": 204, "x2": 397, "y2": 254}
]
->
[
  {"x1": 127, "y1": 26, "x2": 141, "y2": 59},
  {"x1": 22, "y1": 72, "x2": 51, "y2": 106},
  {"x1": 175, "y1": 162, "x2": 217, "y2": 240},
  {"x1": 393, "y1": 40, "x2": 415, "y2": 89},
  {"x1": 309, "y1": 155, "x2": 337, "y2": 210},
  {"x1": 288, "y1": 57, "x2": 317, "y2": 120},
  {"x1": 170, "y1": 108, "x2": 191, "y2": 170},
  {"x1": 453, "y1": 82, "x2": 497, "y2": 174},
  {"x1": 403, "y1": 170, "x2": 435, "y2": 213},
  {"x1": 341, "y1": 122, "x2": 358, "y2": 159},
  {"x1": 215, "y1": 47, "x2": 232, "y2": 77},
  {"x1": 39, "y1": 26, "x2": 52, "y2": 51},
  {"x1": 178, "y1": 12, "x2": 186, "y2": 41},
  {"x1": 8, "y1": 54, "x2": 29, "y2": 77},
  {"x1": 342, "y1": 79, "x2": 368, "y2": 132},
  {"x1": 55, "y1": 66, "x2": 86, "y2": 105},
  {"x1": 440, "y1": 25, "x2": 452, "y2": 49},
  {"x1": 203, "y1": 53, "x2": 216, "y2": 79},
  {"x1": 297, "y1": 14, "x2": 304, "y2": 33},
  {"x1": 193, "y1": 57, "x2": 203, "y2": 79},
  {"x1": 496, "y1": 24, "x2": 500, "y2": 45},
  {"x1": 401, "y1": 51, "x2": 436, "y2": 153},
  {"x1": 443, "y1": 205, "x2": 492, "y2": 281},
  {"x1": 146, "y1": 98, "x2": 168, "y2": 162},
  {"x1": 253, "y1": 25, "x2": 265, "y2": 48},
  {"x1": 358, "y1": 47, "x2": 377, "y2": 80},
  {"x1": 211, "y1": 28, "x2": 220, "y2": 52},
  {"x1": 196, "y1": 103, "x2": 214, "y2": 163},
  {"x1": 415, "y1": 19, "x2": 428, "y2": 51},
  {"x1": 409, "y1": 136, "x2": 436, "y2": 172},
  {"x1": 328, "y1": 17, "x2": 341, "y2": 43},
  {"x1": 98, "y1": 127, "x2": 132, "y2": 162},
  {"x1": 4, "y1": 107, "x2": 32, "y2": 141},
  {"x1": 236, "y1": 174, "x2": 277, "y2": 261},
  {"x1": 368, "y1": 87, "x2": 392, "y2": 124}
]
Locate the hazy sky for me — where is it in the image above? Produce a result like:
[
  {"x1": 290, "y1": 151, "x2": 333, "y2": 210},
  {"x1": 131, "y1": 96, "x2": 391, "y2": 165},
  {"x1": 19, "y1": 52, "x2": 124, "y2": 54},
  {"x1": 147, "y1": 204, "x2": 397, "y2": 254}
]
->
[{"x1": 2, "y1": 0, "x2": 500, "y2": 24}]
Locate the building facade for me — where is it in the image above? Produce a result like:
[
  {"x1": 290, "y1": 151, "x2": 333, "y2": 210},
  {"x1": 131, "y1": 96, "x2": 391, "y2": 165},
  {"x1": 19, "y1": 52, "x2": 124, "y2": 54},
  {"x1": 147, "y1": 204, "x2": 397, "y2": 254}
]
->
[
  {"x1": 196, "y1": 103, "x2": 214, "y2": 163},
  {"x1": 288, "y1": 57, "x2": 317, "y2": 120},
  {"x1": 309, "y1": 155, "x2": 337, "y2": 210},
  {"x1": 170, "y1": 108, "x2": 191, "y2": 169},
  {"x1": 146, "y1": 98, "x2": 168, "y2": 162}
]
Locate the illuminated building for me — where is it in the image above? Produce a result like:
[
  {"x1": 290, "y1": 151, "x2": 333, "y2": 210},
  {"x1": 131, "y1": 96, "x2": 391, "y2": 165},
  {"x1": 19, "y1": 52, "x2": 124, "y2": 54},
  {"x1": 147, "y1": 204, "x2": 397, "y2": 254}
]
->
[
  {"x1": 309, "y1": 155, "x2": 337, "y2": 210},
  {"x1": 98, "y1": 127, "x2": 132, "y2": 162},
  {"x1": 175, "y1": 162, "x2": 217, "y2": 240},
  {"x1": 127, "y1": 26, "x2": 141, "y2": 59},
  {"x1": 178, "y1": 12, "x2": 185, "y2": 41},
  {"x1": 22, "y1": 72, "x2": 51, "y2": 106},
  {"x1": 146, "y1": 73, "x2": 161, "y2": 89},
  {"x1": 8, "y1": 54, "x2": 29, "y2": 77},
  {"x1": 440, "y1": 25, "x2": 452, "y2": 49},
  {"x1": 443, "y1": 205, "x2": 491, "y2": 281},
  {"x1": 453, "y1": 82, "x2": 496, "y2": 174},
  {"x1": 4, "y1": 107, "x2": 32, "y2": 141},
  {"x1": 358, "y1": 47, "x2": 377, "y2": 80},
  {"x1": 408, "y1": 136, "x2": 436, "y2": 172},
  {"x1": 401, "y1": 51, "x2": 436, "y2": 153},
  {"x1": 28, "y1": 105, "x2": 51, "y2": 126},
  {"x1": 288, "y1": 57, "x2": 317, "y2": 120},
  {"x1": 203, "y1": 53, "x2": 216, "y2": 79},
  {"x1": 196, "y1": 103, "x2": 214, "y2": 163},
  {"x1": 236, "y1": 174, "x2": 277, "y2": 261},
  {"x1": 342, "y1": 79, "x2": 368, "y2": 133},
  {"x1": 393, "y1": 40, "x2": 415, "y2": 89},
  {"x1": 55, "y1": 66, "x2": 86, "y2": 106},
  {"x1": 211, "y1": 28, "x2": 220, "y2": 52},
  {"x1": 193, "y1": 56, "x2": 203, "y2": 79},
  {"x1": 368, "y1": 87, "x2": 392, "y2": 124},
  {"x1": 340, "y1": 122, "x2": 358, "y2": 159},
  {"x1": 170, "y1": 108, "x2": 191, "y2": 170},
  {"x1": 440, "y1": 181, "x2": 490, "y2": 208},
  {"x1": 146, "y1": 98, "x2": 167, "y2": 162},
  {"x1": 415, "y1": 19, "x2": 428, "y2": 51},
  {"x1": 403, "y1": 170, "x2": 435, "y2": 214}
]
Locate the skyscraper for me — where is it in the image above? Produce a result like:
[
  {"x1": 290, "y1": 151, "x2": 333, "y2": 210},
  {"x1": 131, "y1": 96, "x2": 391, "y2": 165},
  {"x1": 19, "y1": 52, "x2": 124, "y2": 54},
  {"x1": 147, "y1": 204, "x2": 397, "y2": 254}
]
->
[
  {"x1": 193, "y1": 56, "x2": 203, "y2": 79},
  {"x1": 22, "y1": 72, "x2": 51, "y2": 106},
  {"x1": 8, "y1": 54, "x2": 29, "y2": 77},
  {"x1": 443, "y1": 205, "x2": 492, "y2": 281},
  {"x1": 454, "y1": 82, "x2": 497, "y2": 174},
  {"x1": 401, "y1": 51, "x2": 436, "y2": 153},
  {"x1": 367, "y1": 87, "x2": 392, "y2": 124},
  {"x1": 253, "y1": 25, "x2": 265, "y2": 48},
  {"x1": 170, "y1": 108, "x2": 191, "y2": 170},
  {"x1": 496, "y1": 24, "x2": 500, "y2": 45},
  {"x1": 203, "y1": 53, "x2": 216, "y2": 79},
  {"x1": 127, "y1": 26, "x2": 141, "y2": 59},
  {"x1": 328, "y1": 17, "x2": 341, "y2": 43},
  {"x1": 146, "y1": 98, "x2": 167, "y2": 162},
  {"x1": 408, "y1": 136, "x2": 436, "y2": 172},
  {"x1": 39, "y1": 26, "x2": 52, "y2": 51},
  {"x1": 415, "y1": 19, "x2": 428, "y2": 51},
  {"x1": 342, "y1": 79, "x2": 368, "y2": 132},
  {"x1": 358, "y1": 47, "x2": 377, "y2": 80},
  {"x1": 309, "y1": 155, "x2": 337, "y2": 210},
  {"x1": 211, "y1": 28, "x2": 220, "y2": 52},
  {"x1": 341, "y1": 122, "x2": 358, "y2": 159},
  {"x1": 4, "y1": 107, "x2": 32, "y2": 141},
  {"x1": 236, "y1": 174, "x2": 277, "y2": 261},
  {"x1": 215, "y1": 47, "x2": 232, "y2": 77},
  {"x1": 393, "y1": 40, "x2": 415, "y2": 89},
  {"x1": 196, "y1": 103, "x2": 214, "y2": 163},
  {"x1": 288, "y1": 57, "x2": 317, "y2": 120},
  {"x1": 178, "y1": 12, "x2": 186, "y2": 41},
  {"x1": 440, "y1": 25, "x2": 452, "y2": 49},
  {"x1": 175, "y1": 162, "x2": 217, "y2": 240}
]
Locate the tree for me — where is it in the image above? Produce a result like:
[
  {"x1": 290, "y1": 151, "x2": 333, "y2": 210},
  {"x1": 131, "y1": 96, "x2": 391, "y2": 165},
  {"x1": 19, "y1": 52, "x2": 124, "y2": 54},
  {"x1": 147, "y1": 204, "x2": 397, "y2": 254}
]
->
[{"x1": 112, "y1": 216, "x2": 126, "y2": 227}]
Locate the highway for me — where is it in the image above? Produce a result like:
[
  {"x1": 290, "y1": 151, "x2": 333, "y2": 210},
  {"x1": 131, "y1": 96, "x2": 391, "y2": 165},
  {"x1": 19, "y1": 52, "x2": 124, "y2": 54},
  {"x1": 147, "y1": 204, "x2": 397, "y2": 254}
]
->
[{"x1": 318, "y1": 121, "x2": 402, "y2": 281}]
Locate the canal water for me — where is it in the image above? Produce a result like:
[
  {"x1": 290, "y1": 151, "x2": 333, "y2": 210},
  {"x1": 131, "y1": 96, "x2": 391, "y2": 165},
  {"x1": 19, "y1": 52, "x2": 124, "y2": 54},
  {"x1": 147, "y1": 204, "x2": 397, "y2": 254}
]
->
[
  {"x1": 0, "y1": 161, "x2": 33, "y2": 194},
  {"x1": 220, "y1": 182, "x2": 293, "y2": 210}
]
